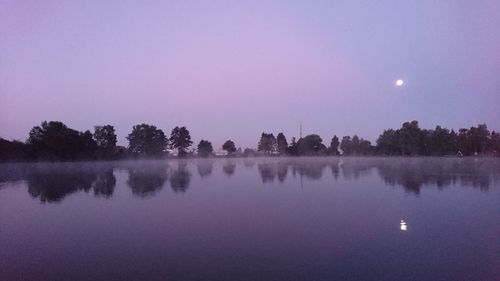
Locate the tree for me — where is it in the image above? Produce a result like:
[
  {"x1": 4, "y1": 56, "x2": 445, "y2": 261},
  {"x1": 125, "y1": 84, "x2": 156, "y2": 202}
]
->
[
  {"x1": 94, "y1": 125, "x2": 117, "y2": 159},
  {"x1": 488, "y1": 131, "x2": 500, "y2": 154},
  {"x1": 467, "y1": 124, "x2": 489, "y2": 154},
  {"x1": 297, "y1": 134, "x2": 326, "y2": 155},
  {"x1": 197, "y1": 140, "x2": 213, "y2": 157},
  {"x1": 169, "y1": 126, "x2": 193, "y2": 157},
  {"x1": 222, "y1": 140, "x2": 236, "y2": 155},
  {"x1": 340, "y1": 136, "x2": 352, "y2": 155},
  {"x1": 276, "y1": 133, "x2": 288, "y2": 155},
  {"x1": 288, "y1": 137, "x2": 298, "y2": 156},
  {"x1": 376, "y1": 129, "x2": 399, "y2": 155},
  {"x1": 399, "y1": 121, "x2": 425, "y2": 155},
  {"x1": 330, "y1": 135, "x2": 340, "y2": 155},
  {"x1": 257, "y1": 133, "x2": 277, "y2": 155},
  {"x1": 27, "y1": 121, "x2": 97, "y2": 160},
  {"x1": 127, "y1": 124, "x2": 167, "y2": 157},
  {"x1": 0, "y1": 138, "x2": 29, "y2": 162}
]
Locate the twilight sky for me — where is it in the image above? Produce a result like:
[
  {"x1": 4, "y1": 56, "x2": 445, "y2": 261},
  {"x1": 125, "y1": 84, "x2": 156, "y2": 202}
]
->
[{"x1": 1, "y1": 0, "x2": 499, "y2": 149}]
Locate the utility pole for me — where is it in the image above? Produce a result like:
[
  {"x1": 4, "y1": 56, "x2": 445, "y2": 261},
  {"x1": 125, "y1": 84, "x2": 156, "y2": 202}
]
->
[{"x1": 300, "y1": 122, "x2": 302, "y2": 139}]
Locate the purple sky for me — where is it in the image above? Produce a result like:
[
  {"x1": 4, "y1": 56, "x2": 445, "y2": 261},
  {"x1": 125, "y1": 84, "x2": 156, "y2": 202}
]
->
[{"x1": 1, "y1": 0, "x2": 499, "y2": 149}]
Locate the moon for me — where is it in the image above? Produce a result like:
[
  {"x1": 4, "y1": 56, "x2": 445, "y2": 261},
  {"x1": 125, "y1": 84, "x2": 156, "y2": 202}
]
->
[{"x1": 395, "y1": 79, "x2": 404, "y2": 86}]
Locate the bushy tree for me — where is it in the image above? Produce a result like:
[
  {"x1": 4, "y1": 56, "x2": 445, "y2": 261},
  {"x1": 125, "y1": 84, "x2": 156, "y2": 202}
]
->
[
  {"x1": 27, "y1": 121, "x2": 97, "y2": 160},
  {"x1": 169, "y1": 126, "x2": 193, "y2": 157},
  {"x1": 0, "y1": 138, "x2": 29, "y2": 162},
  {"x1": 329, "y1": 135, "x2": 340, "y2": 155},
  {"x1": 340, "y1": 136, "x2": 352, "y2": 155},
  {"x1": 258, "y1": 133, "x2": 277, "y2": 154},
  {"x1": 276, "y1": 133, "x2": 288, "y2": 155},
  {"x1": 288, "y1": 137, "x2": 298, "y2": 156},
  {"x1": 94, "y1": 125, "x2": 117, "y2": 159},
  {"x1": 127, "y1": 124, "x2": 167, "y2": 157},
  {"x1": 197, "y1": 140, "x2": 213, "y2": 157},
  {"x1": 297, "y1": 134, "x2": 326, "y2": 155},
  {"x1": 222, "y1": 140, "x2": 236, "y2": 155}
]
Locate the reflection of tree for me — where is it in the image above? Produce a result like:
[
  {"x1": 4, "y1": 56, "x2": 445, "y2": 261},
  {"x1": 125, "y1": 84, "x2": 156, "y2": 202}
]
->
[
  {"x1": 376, "y1": 158, "x2": 495, "y2": 194},
  {"x1": 330, "y1": 162, "x2": 340, "y2": 180},
  {"x1": 243, "y1": 159, "x2": 256, "y2": 168},
  {"x1": 27, "y1": 165, "x2": 99, "y2": 202},
  {"x1": 127, "y1": 165, "x2": 167, "y2": 197},
  {"x1": 291, "y1": 160, "x2": 326, "y2": 180},
  {"x1": 257, "y1": 162, "x2": 288, "y2": 183},
  {"x1": 222, "y1": 161, "x2": 236, "y2": 177},
  {"x1": 258, "y1": 163, "x2": 276, "y2": 183},
  {"x1": 196, "y1": 160, "x2": 214, "y2": 178},
  {"x1": 93, "y1": 168, "x2": 116, "y2": 197},
  {"x1": 340, "y1": 159, "x2": 374, "y2": 180},
  {"x1": 277, "y1": 163, "x2": 288, "y2": 182},
  {"x1": 170, "y1": 163, "x2": 191, "y2": 192},
  {"x1": 0, "y1": 163, "x2": 33, "y2": 184}
]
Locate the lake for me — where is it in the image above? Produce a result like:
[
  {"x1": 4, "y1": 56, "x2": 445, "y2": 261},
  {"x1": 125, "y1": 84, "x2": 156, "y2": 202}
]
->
[{"x1": 0, "y1": 157, "x2": 499, "y2": 281}]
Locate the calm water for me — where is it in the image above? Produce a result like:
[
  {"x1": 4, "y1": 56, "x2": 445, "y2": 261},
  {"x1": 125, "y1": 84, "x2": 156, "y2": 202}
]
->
[{"x1": 0, "y1": 157, "x2": 499, "y2": 281}]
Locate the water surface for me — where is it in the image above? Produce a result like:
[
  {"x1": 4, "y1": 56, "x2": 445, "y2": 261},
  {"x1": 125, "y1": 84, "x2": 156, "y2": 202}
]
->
[{"x1": 1, "y1": 157, "x2": 499, "y2": 281}]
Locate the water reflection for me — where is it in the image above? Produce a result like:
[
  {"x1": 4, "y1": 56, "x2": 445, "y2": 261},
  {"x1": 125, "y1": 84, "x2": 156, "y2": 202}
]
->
[
  {"x1": 93, "y1": 168, "x2": 116, "y2": 197},
  {"x1": 400, "y1": 220, "x2": 407, "y2": 231},
  {"x1": 196, "y1": 160, "x2": 214, "y2": 178},
  {"x1": 376, "y1": 158, "x2": 495, "y2": 194},
  {"x1": 0, "y1": 157, "x2": 498, "y2": 203},
  {"x1": 169, "y1": 162, "x2": 191, "y2": 192},
  {"x1": 127, "y1": 163, "x2": 167, "y2": 197},
  {"x1": 291, "y1": 159, "x2": 326, "y2": 180},
  {"x1": 222, "y1": 161, "x2": 237, "y2": 177},
  {"x1": 2, "y1": 163, "x2": 117, "y2": 203},
  {"x1": 257, "y1": 161, "x2": 289, "y2": 183}
]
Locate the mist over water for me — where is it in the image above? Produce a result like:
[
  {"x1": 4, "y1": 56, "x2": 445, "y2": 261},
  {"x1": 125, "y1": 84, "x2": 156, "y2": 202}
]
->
[{"x1": 1, "y1": 157, "x2": 499, "y2": 280}]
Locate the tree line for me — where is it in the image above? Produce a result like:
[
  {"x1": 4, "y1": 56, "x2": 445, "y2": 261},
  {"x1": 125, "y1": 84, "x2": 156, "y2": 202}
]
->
[{"x1": 0, "y1": 120, "x2": 499, "y2": 162}]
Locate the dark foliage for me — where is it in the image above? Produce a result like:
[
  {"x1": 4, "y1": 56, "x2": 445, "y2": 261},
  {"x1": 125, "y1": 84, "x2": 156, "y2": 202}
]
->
[
  {"x1": 1, "y1": 120, "x2": 498, "y2": 162},
  {"x1": 258, "y1": 133, "x2": 277, "y2": 154},
  {"x1": 222, "y1": 140, "x2": 237, "y2": 155},
  {"x1": 197, "y1": 140, "x2": 214, "y2": 157},
  {"x1": 127, "y1": 124, "x2": 168, "y2": 158},
  {"x1": 94, "y1": 125, "x2": 118, "y2": 159},
  {"x1": 170, "y1": 126, "x2": 193, "y2": 157}
]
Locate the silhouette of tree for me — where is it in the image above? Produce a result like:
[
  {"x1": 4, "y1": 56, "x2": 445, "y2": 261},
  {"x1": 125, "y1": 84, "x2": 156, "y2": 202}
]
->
[
  {"x1": 276, "y1": 133, "x2": 288, "y2": 155},
  {"x1": 288, "y1": 137, "x2": 298, "y2": 156},
  {"x1": 94, "y1": 125, "x2": 117, "y2": 159},
  {"x1": 197, "y1": 140, "x2": 214, "y2": 157},
  {"x1": 127, "y1": 124, "x2": 167, "y2": 157},
  {"x1": 376, "y1": 129, "x2": 400, "y2": 155},
  {"x1": 399, "y1": 121, "x2": 426, "y2": 155},
  {"x1": 330, "y1": 135, "x2": 340, "y2": 156},
  {"x1": 258, "y1": 133, "x2": 277, "y2": 155},
  {"x1": 297, "y1": 134, "x2": 326, "y2": 155},
  {"x1": 27, "y1": 121, "x2": 97, "y2": 160},
  {"x1": 0, "y1": 138, "x2": 29, "y2": 162},
  {"x1": 340, "y1": 136, "x2": 352, "y2": 155},
  {"x1": 489, "y1": 131, "x2": 500, "y2": 154},
  {"x1": 170, "y1": 126, "x2": 193, "y2": 157},
  {"x1": 222, "y1": 140, "x2": 237, "y2": 155}
]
